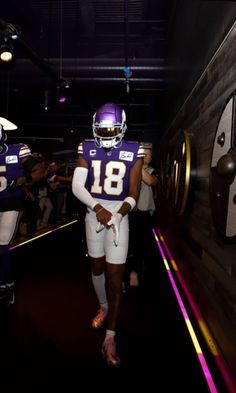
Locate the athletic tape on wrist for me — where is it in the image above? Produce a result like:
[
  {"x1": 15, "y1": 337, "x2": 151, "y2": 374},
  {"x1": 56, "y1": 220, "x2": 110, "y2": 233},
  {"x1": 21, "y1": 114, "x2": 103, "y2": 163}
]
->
[{"x1": 124, "y1": 196, "x2": 136, "y2": 211}]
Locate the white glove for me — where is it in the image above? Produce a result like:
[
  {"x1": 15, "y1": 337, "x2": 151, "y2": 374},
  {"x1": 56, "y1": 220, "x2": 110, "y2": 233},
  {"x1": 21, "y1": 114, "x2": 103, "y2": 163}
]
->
[
  {"x1": 96, "y1": 222, "x2": 105, "y2": 233},
  {"x1": 107, "y1": 213, "x2": 123, "y2": 246}
]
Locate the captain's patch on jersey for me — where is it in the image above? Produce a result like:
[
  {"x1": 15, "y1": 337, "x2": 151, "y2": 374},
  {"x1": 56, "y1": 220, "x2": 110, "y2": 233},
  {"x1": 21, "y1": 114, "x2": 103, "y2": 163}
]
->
[
  {"x1": 5, "y1": 155, "x2": 18, "y2": 164},
  {"x1": 89, "y1": 149, "x2": 97, "y2": 156},
  {"x1": 119, "y1": 151, "x2": 134, "y2": 161}
]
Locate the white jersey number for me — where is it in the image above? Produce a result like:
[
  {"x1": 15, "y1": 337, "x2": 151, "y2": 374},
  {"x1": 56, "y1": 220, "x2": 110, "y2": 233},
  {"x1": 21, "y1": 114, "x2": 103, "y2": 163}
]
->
[
  {"x1": 0, "y1": 166, "x2": 7, "y2": 192},
  {"x1": 91, "y1": 160, "x2": 126, "y2": 196}
]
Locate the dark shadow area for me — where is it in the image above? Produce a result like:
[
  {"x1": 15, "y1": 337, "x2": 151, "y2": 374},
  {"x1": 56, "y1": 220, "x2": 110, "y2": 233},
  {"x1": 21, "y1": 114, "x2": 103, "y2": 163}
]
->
[{"x1": 0, "y1": 221, "x2": 215, "y2": 392}]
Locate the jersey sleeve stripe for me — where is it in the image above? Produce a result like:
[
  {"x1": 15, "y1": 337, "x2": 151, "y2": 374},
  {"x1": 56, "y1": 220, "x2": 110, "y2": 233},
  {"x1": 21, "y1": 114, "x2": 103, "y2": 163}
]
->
[
  {"x1": 19, "y1": 146, "x2": 31, "y2": 158},
  {"x1": 78, "y1": 143, "x2": 83, "y2": 154},
  {"x1": 137, "y1": 146, "x2": 145, "y2": 157}
]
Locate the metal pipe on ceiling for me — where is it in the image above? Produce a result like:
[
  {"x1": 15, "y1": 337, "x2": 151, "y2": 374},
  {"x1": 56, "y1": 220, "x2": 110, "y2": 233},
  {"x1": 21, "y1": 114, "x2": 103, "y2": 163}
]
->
[
  {"x1": 11, "y1": 58, "x2": 166, "y2": 83},
  {"x1": 16, "y1": 39, "x2": 63, "y2": 84},
  {"x1": 8, "y1": 136, "x2": 64, "y2": 142},
  {"x1": 0, "y1": 17, "x2": 67, "y2": 86},
  {"x1": 17, "y1": 57, "x2": 165, "y2": 68},
  {"x1": 95, "y1": 19, "x2": 167, "y2": 24},
  {"x1": 7, "y1": 73, "x2": 165, "y2": 88}
]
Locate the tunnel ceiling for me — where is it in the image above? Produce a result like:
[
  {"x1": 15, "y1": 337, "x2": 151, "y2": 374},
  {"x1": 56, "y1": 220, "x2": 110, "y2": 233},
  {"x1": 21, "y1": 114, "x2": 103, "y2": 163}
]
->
[
  {"x1": 0, "y1": 0, "x2": 178, "y2": 151},
  {"x1": 1, "y1": 0, "x2": 236, "y2": 157}
]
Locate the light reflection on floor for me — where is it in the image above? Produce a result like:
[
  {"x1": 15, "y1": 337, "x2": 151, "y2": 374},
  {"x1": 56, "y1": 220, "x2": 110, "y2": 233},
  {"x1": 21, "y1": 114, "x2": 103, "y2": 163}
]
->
[{"x1": 11, "y1": 219, "x2": 78, "y2": 250}]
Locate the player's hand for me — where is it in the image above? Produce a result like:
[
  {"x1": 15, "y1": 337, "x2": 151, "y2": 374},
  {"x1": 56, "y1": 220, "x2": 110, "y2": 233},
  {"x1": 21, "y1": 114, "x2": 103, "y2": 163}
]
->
[
  {"x1": 96, "y1": 207, "x2": 112, "y2": 226},
  {"x1": 47, "y1": 174, "x2": 57, "y2": 183},
  {"x1": 107, "y1": 213, "x2": 123, "y2": 246}
]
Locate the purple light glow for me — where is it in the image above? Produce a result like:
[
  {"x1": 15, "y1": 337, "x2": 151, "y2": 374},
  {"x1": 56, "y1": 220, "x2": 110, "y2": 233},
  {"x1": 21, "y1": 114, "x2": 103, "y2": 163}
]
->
[
  {"x1": 152, "y1": 228, "x2": 218, "y2": 393},
  {"x1": 10, "y1": 220, "x2": 78, "y2": 250},
  {"x1": 156, "y1": 228, "x2": 236, "y2": 393},
  {"x1": 59, "y1": 97, "x2": 66, "y2": 103}
]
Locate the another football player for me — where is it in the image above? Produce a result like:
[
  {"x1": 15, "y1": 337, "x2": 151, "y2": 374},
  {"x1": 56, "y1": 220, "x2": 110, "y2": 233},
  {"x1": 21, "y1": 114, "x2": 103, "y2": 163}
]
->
[
  {"x1": 0, "y1": 117, "x2": 47, "y2": 308},
  {"x1": 72, "y1": 102, "x2": 144, "y2": 366}
]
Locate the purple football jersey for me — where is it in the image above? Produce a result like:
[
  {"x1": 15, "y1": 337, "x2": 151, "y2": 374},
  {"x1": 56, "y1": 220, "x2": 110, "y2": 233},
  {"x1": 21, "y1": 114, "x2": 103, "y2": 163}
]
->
[
  {"x1": 78, "y1": 139, "x2": 143, "y2": 201},
  {"x1": 0, "y1": 143, "x2": 31, "y2": 211}
]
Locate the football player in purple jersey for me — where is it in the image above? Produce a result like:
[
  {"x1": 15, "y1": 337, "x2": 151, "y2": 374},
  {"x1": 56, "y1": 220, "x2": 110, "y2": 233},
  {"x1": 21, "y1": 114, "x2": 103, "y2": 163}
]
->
[
  {"x1": 0, "y1": 117, "x2": 47, "y2": 308},
  {"x1": 72, "y1": 102, "x2": 144, "y2": 366}
]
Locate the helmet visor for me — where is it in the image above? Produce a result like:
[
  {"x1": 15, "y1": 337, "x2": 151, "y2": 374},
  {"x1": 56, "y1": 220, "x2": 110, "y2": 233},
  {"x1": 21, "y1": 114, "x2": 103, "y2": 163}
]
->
[{"x1": 95, "y1": 126, "x2": 120, "y2": 138}]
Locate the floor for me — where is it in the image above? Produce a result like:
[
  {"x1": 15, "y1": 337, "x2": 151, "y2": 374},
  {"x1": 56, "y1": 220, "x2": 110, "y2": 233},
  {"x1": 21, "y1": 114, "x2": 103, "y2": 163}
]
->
[{"x1": 0, "y1": 221, "x2": 225, "y2": 392}]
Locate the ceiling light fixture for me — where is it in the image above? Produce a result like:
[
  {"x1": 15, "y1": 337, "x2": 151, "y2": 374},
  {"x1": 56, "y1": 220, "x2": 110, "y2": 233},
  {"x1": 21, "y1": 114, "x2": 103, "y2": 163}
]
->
[
  {"x1": 0, "y1": 22, "x2": 21, "y2": 63},
  {"x1": 0, "y1": 34, "x2": 14, "y2": 62}
]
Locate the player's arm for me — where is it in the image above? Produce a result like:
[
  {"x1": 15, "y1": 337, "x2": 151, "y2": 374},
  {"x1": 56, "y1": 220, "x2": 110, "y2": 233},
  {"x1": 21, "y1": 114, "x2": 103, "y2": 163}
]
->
[
  {"x1": 142, "y1": 168, "x2": 158, "y2": 186},
  {"x1": 72, "y1": 155, "x2": 102, "y2": 210},
  {"x1": 55, "y1": 174, "x2": 73, "y2": 182},
  {"x1": 107, "y1": 157, "x2": 143, "y2": 246},
  {"x1": 72, "y1": 155, "x2": 112, "y2": 225},
  {"x1": 8, "y1": 156, "x2": 47, "y2": 190},
  {"x1": 117, "y1": 157, "x2": 143, "y2": 217},
  {"x1": 22, "y1": 156, "x2": 48, "y2": 183}
]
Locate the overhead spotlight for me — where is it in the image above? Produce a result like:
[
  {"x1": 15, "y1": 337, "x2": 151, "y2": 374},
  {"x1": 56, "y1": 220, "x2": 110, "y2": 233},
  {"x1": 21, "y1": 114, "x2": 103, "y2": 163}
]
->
[
  {"x1": 0, "y1": 23, "x2": 21, "y2": 63},
  {"x1": 0, "y1": 35, "x2": 14, "y2": 62}
]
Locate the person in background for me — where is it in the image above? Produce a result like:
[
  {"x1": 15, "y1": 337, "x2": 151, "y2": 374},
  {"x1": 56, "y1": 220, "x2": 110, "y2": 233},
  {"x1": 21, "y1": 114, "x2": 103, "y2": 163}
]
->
[
  {"x1": 72, "y1": 102, "x2": 144, "y2": 367},
  {"x1": 0, "y1": 117, "x2": 47, "y2": 308},
  {"x1": 23, "y1": 181, "x2": 40, "y2": 237},
  {"x1": 128, "y1": 142, "x2": 159, "y2": 287},
  {"x1": 48, "y1": 162, "x2": 72, "y2": 225},
  {"x1": 36, "y1": 180, "x2": 53, "y2": 230}
]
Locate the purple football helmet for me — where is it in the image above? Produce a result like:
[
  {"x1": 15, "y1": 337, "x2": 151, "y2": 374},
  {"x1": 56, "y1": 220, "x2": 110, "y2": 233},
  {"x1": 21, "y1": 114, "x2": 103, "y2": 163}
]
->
[{"x1": 92, "y1": 102, "x2": 127, "y2": 148}]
